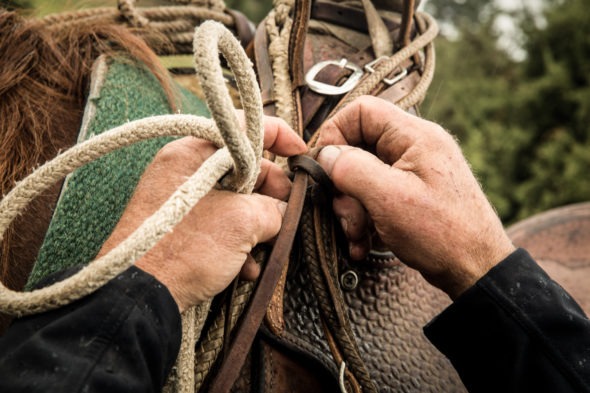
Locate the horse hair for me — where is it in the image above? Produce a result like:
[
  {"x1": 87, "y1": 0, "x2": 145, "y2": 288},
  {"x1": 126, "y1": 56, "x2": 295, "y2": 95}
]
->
[{"x1": 0, "y1": 9, "x2": 177, "y2": 330}]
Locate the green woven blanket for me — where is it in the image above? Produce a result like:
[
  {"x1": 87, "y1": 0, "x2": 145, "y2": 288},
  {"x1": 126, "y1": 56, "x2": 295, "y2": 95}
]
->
[{"x1": 27, "y1": 59, "x2": 210, "y2": 288}]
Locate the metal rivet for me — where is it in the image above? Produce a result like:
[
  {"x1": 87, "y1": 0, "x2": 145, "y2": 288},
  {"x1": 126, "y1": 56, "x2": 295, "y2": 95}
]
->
[{"x1": 340, "y1": 270, "x2": 359, "y2": 291}]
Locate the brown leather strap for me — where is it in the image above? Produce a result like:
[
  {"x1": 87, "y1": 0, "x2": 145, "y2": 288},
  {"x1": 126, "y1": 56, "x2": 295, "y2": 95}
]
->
[
  {"x1": 251, "y1": 22, "x2": 277, "y2": 117},
  {"x1": 398, "y1": 0, "x2": 416, "y2": 48},
  {"x1": 208, "y1": 170, "x2": 309, "y2": 393},
  {"x1": 225, "y1": 9, "x2": 255, "y2": 48},
  {"x1": 312, "y1": 1, "x2": 398, "y2": 33},
  {"x1": 289, "y1": 0, "x2": 313, "y2": 89}
]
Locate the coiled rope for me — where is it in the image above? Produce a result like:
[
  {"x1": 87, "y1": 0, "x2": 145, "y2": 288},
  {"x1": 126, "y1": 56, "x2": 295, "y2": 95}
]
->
[
  {"x1": 38, "y1": 0, "x2": 234, "y2": 55},
  {"x1": 0, "y1": 20, "x2": 262, "y2": 393}
]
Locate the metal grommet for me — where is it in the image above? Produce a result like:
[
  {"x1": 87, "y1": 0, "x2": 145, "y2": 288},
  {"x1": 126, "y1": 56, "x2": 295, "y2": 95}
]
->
[{"x1": 340, "y1": 270, "x2": 359, "y2": 291}]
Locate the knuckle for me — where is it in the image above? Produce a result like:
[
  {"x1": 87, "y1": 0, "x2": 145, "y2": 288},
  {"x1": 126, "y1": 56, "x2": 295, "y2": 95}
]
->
[
  {"x1": 154, "y1": 140, "x2": 192, "y2": 164},
  {"x1": 154, "y1": 138, "x2": 216, "y2": 170}
]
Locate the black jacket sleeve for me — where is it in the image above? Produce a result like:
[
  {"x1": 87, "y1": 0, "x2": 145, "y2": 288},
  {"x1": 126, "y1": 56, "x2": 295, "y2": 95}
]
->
[
  {"x1": 0, "y1": 266, "x2": 182, "y2": 393},
  {"x1": 424, "y1": 248, "x2": 590, "y2": 393}
]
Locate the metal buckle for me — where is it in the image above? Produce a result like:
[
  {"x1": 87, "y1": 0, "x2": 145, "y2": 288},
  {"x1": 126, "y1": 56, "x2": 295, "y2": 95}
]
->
[
  {"x1": 305, "y1": 58, "x2": 363, "y2": 96},
  {"x1": 383, "y1": 68, "x2": 408, "y2": 86},
  {"x1": 364, "y1": 56, "x2": 409, "y2": 86},
  {"x1": 363, "y1": 56, "x2": 389, "y2": 73}
]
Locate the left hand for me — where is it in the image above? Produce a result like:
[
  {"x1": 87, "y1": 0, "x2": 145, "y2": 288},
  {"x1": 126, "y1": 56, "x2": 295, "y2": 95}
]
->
[{"x1": 98, "y1": 114, "x2": 306, "y2": 312}]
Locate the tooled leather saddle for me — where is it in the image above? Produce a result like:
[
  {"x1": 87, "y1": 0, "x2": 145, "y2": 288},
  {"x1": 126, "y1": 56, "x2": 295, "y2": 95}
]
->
[{"x1": 200, "y1": 1, "x2": 467, "y2": 392}]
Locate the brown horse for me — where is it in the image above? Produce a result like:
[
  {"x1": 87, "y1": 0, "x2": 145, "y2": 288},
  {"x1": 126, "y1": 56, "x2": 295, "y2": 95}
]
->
[{"x1": 0, "y1": 9, "x2": 176, "y2": 332}]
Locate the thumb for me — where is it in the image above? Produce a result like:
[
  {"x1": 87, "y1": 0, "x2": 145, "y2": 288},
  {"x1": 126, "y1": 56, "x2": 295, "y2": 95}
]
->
[{"x1": 317, "y1": 145, "x2": 411, "y2": 214}]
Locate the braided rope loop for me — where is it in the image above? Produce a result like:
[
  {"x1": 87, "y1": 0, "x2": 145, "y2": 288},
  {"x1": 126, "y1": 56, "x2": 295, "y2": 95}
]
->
[
  {"x1": 0, "y1": 22, "x2": 263, "y2": 317},
  {"x1": 193, "y1": 21, "x2": 263, "y2": 193}
]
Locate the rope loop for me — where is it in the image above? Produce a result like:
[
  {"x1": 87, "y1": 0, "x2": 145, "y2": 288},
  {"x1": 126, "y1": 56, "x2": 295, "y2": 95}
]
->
[
  {"x1": 193, "y1": 21, "x2": 263, "y2": 193},
  {"x1": 0, "y1": 22, "x2": 263, "y2": 317}
]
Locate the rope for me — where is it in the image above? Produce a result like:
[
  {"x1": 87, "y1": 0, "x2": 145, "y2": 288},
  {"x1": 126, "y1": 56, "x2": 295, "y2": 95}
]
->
[
  {"x1": 265, "y1": 0, "x2": 296, "y2": 128},
  {"x1": 193, "y1": 280, "x2": 254, "y2": 391},
  {"x1": 0, "y1": 20, "x2": 263, "y2": 393},
  {"x1": 333, "y1": 12, "x2": 439, "y2": 112},
  {"x1": 396, "y1": 12, "x2": 437, "y2": 110},
  {"x1": 37, "y1": 2, "x2": 234, "y2": 55},
  {"x1": 119, "y1": 0, "x2": 150, "y2": 27}
]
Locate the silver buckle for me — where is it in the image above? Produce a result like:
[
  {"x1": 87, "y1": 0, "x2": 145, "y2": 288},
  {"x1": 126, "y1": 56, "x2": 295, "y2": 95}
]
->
[
  {"x1": 383, "y1": 68, "x2": 408, "y2": 86},
  {"x1": 305, "y1": 58, "x2": 363, "y2": 96},
  {"x1": 363, "y1": 56, "x2": 389, "y2": 73},
  {"x1": 364, "y1": 56, "x2": 409, "y2": 86}
]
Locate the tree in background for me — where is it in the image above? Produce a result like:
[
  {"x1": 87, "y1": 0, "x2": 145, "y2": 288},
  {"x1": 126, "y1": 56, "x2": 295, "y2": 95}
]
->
[
  {"x1": 513, "y1": 0, "x2": 590, "y2": 219},
  {"x1": 424, "y1": 0, "x2": 590, "y2": 223},
  {"x1": 225, "y1": 0, "x2": 271, "y2": 22},
  {"x1": 0, "y1": 0, "x2": 32, "y2": 10}
]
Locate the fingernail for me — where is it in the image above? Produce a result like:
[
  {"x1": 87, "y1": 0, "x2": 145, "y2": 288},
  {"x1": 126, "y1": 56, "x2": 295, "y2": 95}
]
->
[
  {"x1": 277, "y1": 201, "x2": 287, "y2": 216},
  {"x1": 339, "y1": 217, "x2": 348, "y2": 235},
  {"x1": 317, "y1": 146, "x2": 342, "y2": 175}
]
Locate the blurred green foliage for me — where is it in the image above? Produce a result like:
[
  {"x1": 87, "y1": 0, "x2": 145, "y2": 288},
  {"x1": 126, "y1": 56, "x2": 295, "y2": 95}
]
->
[
  {"x1": 225, "y1": 0, "x2": 272, "y2": 22},
  {"x1": 0, "y1": 0, "x2": 31, "y2": 10},
  {"x1": 425, "y1": 0, "x2": 590, "y2": 223}
]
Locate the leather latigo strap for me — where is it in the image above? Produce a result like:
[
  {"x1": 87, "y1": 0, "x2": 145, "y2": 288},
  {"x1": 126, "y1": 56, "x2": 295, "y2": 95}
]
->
[
  {"x1": 208, "y1": 165, "x2": 309, "y2": 393},
  {"x1": 208, "y1": 153, "x2": 348, "y2": 393}
]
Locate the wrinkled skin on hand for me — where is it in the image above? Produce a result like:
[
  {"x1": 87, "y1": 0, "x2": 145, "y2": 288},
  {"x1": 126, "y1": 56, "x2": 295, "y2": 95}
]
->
[
  {"x1": 316, "y1": 96, "x2": 515, "y2": 299},
  {"x1": 98, "y1": 114, "x2": 307, "y2": 312}
]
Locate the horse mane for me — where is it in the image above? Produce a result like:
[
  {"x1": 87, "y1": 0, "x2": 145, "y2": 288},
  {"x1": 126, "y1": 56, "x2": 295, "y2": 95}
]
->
[{"x1": 0, "y1": 9, "x2": 176, "y2": 295}]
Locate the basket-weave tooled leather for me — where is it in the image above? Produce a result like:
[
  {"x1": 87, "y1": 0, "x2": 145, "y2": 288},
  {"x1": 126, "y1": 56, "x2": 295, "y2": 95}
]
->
[
  {"x1": 225, "y1": 0, "x2": 469, "y2": 391},
  {"x1": 266, "y1": 207, "x2": 466, "y2": 392}
]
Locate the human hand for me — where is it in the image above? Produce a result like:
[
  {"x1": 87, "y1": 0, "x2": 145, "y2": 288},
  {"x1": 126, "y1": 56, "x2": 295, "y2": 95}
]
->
[
  {"x1": 98, "y1": 115, "x2": 307, "y2": 312},
  {"x1": 316, "y1": 96, "x2": 515, "y2": 299}
]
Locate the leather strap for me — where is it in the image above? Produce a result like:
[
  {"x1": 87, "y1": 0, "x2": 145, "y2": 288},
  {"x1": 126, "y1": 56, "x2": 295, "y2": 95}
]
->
[
  {"x1": 290, "y1": 0, "x2": 313, "y2": 89},
  {"x1": 226, "y1": 9, "x2": 255, "y2": 48},
  {"x1": 208, "y1": 168, "x2": 309, "y2": 393},
  {"x1": 398, "y1": 0, "x2": 416, "y2": 48},
  {"x1": 312, "y1": 1, "x2": 398, "y2": 33},
  {"x1": 252, "y1": 22, "x2": 277, "y2": 116}
]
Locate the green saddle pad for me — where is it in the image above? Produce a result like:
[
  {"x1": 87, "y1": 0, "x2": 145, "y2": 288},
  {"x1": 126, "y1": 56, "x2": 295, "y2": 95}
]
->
[{"x1": 27, "y1": 58, "x2": 210, "y2": 288}]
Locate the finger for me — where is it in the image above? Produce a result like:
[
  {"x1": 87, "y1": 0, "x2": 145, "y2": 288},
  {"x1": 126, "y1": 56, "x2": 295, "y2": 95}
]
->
[
  {"x1": 239, "y1": 254, "x2": 261, "y2": 281},
  {"x1": 317, "y1": 145, "x2": 420, "y2": 215},
  {"x1": 262, "y1": 115, "x2": 307, "y2": 156},
  {"x1": 236, "y1": 110, "x2": 307, "y2": 156},
  {"x1": 333, "y1": 195, "x2": 369, "y2": 242},
  {"x1": 316, "y1": 96, "x2": 421, "y2": 164},
  {"x1": 245, "y1": 195, "x2": 287, "y2": 245},
  {"x1": 349, "y1": 238, "x2": 371, "y2": 261},
  {"x1": 254, "y1": 158, "x2": 292, "y2": 200}
]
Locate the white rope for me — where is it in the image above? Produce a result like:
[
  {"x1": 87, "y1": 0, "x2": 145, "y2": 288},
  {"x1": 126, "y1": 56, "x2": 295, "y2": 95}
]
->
[{"x1": 0, "y1": 21, "x2": 263, "y2": 317}]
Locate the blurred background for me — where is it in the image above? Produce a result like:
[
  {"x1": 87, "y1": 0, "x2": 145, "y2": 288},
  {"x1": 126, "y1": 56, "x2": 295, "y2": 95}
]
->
[{"x1": 2, "y1": 0, "x2": 589, "y2": 224}]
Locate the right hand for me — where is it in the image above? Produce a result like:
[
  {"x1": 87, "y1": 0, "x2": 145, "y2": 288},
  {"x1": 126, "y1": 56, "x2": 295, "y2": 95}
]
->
[{"x1": 316, "y1": 96, "x2": 515, "y2": 299}]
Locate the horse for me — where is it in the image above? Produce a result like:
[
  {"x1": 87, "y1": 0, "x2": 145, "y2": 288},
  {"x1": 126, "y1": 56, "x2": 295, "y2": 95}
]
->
[
  {"x1": 1, "y1": 1, "x2": 589, "y2": 392},
  {"x1": 0, "y1": 8, "x2": 180, "y2": 332}
]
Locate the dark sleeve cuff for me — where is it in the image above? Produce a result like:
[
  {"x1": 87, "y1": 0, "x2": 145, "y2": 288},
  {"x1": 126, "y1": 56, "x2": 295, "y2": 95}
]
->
[
  {"x1": 0, "y1": 266, "x2": 182, "y2": 392},
  {"x1": 424, "y1": 248, "x2": 590, "y2": 392}
]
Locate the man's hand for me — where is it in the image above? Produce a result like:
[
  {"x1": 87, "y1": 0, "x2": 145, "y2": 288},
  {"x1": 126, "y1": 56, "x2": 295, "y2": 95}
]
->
[
  {"x1": 316, "y1": 96, "x2": 515, "y2": 299},
  {"x1": 98, "y1": 115, "x2": 307, "y2": 312}
]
